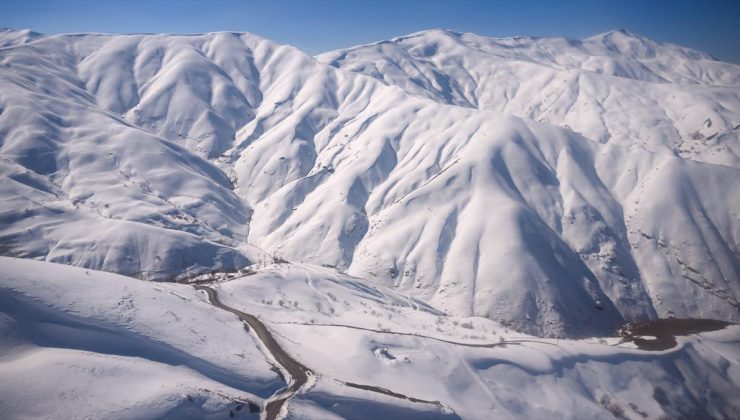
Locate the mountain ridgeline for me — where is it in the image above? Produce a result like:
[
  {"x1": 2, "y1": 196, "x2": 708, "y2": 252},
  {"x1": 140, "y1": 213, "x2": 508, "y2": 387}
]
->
[{"x1": 0, "y1": 28, "x2": 738, "y2": 337}]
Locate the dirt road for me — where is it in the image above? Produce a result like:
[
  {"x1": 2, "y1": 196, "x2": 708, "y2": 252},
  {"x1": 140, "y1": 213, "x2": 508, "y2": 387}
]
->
[{"x1": 195, "y1": 285, "x2": 311, "y2": 419}]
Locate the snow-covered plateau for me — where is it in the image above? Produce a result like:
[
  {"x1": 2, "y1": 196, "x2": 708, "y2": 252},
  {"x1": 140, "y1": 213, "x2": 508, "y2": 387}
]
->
[{"x1": 0, "y1": 27, "x2": 739, "y2": 418}]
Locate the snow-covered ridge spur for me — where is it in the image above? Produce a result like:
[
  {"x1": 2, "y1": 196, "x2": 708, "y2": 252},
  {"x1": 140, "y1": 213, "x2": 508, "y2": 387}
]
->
[{"x1": 0, "y1": 27, "x2": 738, "y2": 337}]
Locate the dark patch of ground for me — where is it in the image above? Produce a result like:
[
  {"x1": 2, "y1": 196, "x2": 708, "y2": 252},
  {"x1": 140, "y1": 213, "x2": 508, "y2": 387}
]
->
[{"x1": 617, "y1": 318, "x2": 733, "y2": 351}]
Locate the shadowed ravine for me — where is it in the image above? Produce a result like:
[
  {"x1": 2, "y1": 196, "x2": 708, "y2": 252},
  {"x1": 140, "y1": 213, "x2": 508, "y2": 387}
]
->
[{"x1": 194, "y1": 285, "x2": 311, "y2": 419}]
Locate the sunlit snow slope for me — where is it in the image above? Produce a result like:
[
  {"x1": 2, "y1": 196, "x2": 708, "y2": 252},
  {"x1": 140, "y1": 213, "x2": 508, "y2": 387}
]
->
[
  {"x1": 0, "y1": 257, "x2": 281, "y2": 419},
  {"x1": 319, "y1": 29, "x2": 740, "y2": 166},
  {"x1": 0, "y1": 28, "x2": 738, "y2": 336},
  {"x1": 3, "y1": 258, "x2": 739, "y2": 419}
]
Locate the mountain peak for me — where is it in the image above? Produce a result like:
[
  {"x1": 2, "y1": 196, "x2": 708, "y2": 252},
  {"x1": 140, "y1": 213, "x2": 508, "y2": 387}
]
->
[
  {"x1": 585, "y1": 28, "x2": 655, "y2": 46},
  {"x1": 586, "y1": 28, "x2": 715, "y2": 61},
  {"x1": 388, "y1": 28, "x2": 465, "y2": 44},
  {"x1": 0, "y1": 27, "x2": 41, "y2": 35},
  {"x1": 594, "y1": 28, "x2": 645, "y2": 39},
  {"x1": 0, "y1": 28, "x2": 44, "y2": 48}
]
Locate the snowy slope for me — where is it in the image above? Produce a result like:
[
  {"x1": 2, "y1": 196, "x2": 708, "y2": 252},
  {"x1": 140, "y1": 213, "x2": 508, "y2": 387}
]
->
[
  {"x1": 213, "y1": 265, "x2": 740, "y2": 419},
  {"x1": 0, "y1": 29, "x2": 738, "y2": 336},
  {"x1": 0, "y1": 31, "x2": 265, "y2": 279},
  {"x1": 0, "y1": 28, "x2": 42, "y2": 48},
  {"x1": 3, "y1": 257, "x2": 737, "y2": 419},
  {"x1": 319, "y1": 29, "x2": 740, "y2": 167},
  {"x1": 0, "y1": 257, "x2": 282, "y2": 419}
]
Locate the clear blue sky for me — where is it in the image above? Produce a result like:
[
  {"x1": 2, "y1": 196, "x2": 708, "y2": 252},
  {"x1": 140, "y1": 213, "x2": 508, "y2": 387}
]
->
[{"x1": 2, "y1": 0, "x2": 739, "y2": 63}]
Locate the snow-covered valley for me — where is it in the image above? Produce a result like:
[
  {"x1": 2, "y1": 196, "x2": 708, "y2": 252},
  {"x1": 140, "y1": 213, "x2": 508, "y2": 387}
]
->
[
  {"x1": 0, "y1": 27, "x2": 739, "y2": 418},
  {"x1": 2, "y1": 257, "x2": 739, "y2": 419}
]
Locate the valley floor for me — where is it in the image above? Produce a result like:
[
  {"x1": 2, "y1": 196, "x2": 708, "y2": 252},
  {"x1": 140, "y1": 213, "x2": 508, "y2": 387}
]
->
[{"x1": 1, "y1": 257, "x2": 739, "y2": 419}]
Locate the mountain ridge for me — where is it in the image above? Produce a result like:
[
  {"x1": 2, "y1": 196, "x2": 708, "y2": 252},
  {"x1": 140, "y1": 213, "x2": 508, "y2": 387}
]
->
[{"x1": 0, "y1": 28, "x2": 738, "y2": 337}]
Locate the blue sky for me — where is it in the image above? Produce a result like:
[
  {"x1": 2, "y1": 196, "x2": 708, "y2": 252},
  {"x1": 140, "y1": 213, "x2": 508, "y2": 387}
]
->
[{"x1": 2, "y1": 0, "x2": 739, "y2": 63}]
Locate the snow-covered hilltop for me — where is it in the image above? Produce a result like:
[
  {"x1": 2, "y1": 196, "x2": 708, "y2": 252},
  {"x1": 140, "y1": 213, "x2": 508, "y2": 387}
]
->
[{"x1": 0, "y1": 28, "x2": 738, "y2": 338}]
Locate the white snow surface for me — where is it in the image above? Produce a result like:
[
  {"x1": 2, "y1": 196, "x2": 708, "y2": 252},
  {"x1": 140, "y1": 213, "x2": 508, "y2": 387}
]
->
[
  {"x1": 319, "y1": 29, "x2": 740, "y2": 166},
  {"x1": 217, "y1": 264, "x2": 740, "y2": 419},
  {"x1": 0, "y1": 28, "x2": 739, "y2": 336},
  {"x1": 2, "y1": 257, "x2": 739, "y2": 419},
  {"x1": 0, "y1": 256, "x2": 282, "y2": 419}
]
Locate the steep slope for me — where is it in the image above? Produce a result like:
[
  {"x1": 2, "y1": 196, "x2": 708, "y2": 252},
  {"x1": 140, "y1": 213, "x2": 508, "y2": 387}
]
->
[
  {"x1": 0, "y1": 30, "x2": 738, "y2": 336},
  {"x1": 0, "y1": 32, "x2": 263, "y2": 279},
  {"x1": 0, "y1": 257, "x2": 282, "y2": 419},
  {"x1": 319, "y1": 29, "x2": 740, "y2": 167}
]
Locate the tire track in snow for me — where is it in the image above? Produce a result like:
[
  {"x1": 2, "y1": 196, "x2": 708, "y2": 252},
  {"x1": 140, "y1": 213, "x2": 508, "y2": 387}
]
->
[
  {"x1": 269, "y1": 320, "x2": 559, "y2": 349},
  {"x1": 341, "y1": 380, "x2": 458, "y2": 416}
]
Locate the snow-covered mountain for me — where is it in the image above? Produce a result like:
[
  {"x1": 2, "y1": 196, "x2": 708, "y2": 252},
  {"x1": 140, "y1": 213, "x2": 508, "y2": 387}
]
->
[
  {"x1": 319, "y1": 29, "x2": 740, "y2": 166},
  {"x1": 0, "y1": 28, "x2": 738, "y2": 337}
]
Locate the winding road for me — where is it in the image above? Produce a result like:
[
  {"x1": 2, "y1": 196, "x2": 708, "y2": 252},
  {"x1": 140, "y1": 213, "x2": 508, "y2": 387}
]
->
[
  {"x1": 195, "y1": 285, "x2": 311, "y2": 420},
  {"x1": 269, "y1": 320, "x2": 560, "y2": 348}
]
